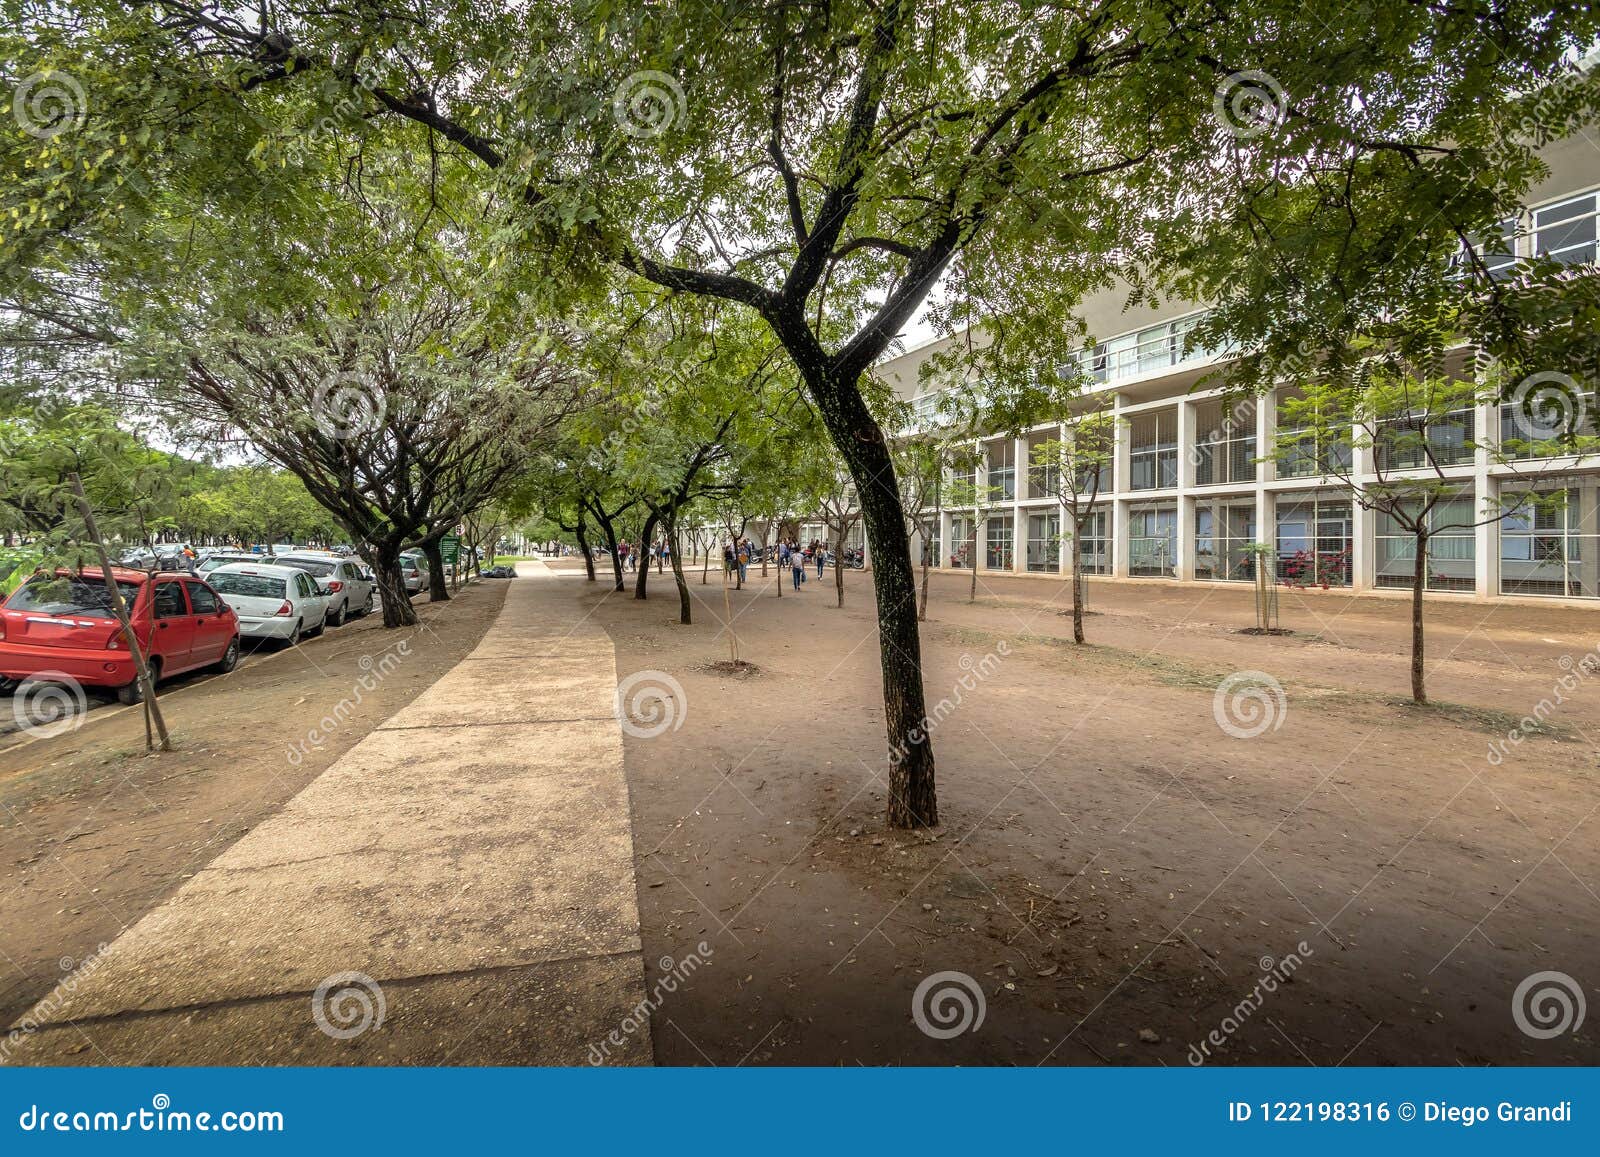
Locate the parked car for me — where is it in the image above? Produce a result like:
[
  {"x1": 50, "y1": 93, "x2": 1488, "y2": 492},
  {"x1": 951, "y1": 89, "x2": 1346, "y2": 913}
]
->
[
  {"x1": 272, "y1": 554, "x2": 375, "y2": 625},
  {"x1": 0, "y1": 569, "x2": 240, "y2": 704},
  {"x1": 398, "y1": 551, "x2": 429, "y2": 594},
  {"x1": 206, "y1": 563, "x2": 329, "y2": 647},
  {"x1": 195, "y1": 552, "x2": 261, "y2": 578}
]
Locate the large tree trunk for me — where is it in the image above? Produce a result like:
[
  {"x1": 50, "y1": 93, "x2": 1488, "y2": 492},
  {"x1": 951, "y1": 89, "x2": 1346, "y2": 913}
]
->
[
  {"x1": 1411, "y1": 531, "x2": 1428, "y2": 704},
  {"x1": 423, "y1": 537, "x2": 450, "y2": 602},
  {"x1": 634, "y1": 511, "x2": 660, "y2": 600},
  {"x1": 373, "y1": 543, "x2": 418, "y2": 627},
  {"x1": 834, "y1": 528, "x2": 845, "y2": 608},
  {"x1": 808, "y1": 365, "x2": 937, "y2": 829},
  {"x1": 701, "y1": 533, "x2": 710, "y2": 585},
  {"x1": 666, "y1": 517, "x2": 692, "y2": 625},
  {"x1": 591, "y1": 508, "x2": 624, "y2": 591},
  {"x1": 575, "y1": 520, "x2": 597, "y2": 581}
]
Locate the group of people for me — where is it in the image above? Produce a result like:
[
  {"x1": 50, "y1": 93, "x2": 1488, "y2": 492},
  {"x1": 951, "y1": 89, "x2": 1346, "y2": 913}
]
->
[
  {"x1": 615, "y1": 539, "x2": 671, "y2": 572},
  {"x1": 720, "y1": 538, "x2": 833, "y2": 590}
]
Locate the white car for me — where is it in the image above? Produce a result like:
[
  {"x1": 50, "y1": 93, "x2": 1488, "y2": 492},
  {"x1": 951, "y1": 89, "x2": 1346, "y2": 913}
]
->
[
  {"x1": 206, "y1": 563, "x2": 330, "y2": 645},
  {"x1": 272, "y1": 554, "x2": 376, "y2": 626}
]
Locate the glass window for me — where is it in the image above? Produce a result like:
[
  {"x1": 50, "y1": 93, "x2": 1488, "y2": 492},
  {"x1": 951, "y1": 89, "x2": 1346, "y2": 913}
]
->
[
  {"x1": 1534, "y1": 193, "x2": 1598, "y2": 265},
  {"x1": 1374, "y1": 490, "x2": 1476, "y2": 592},
  {"x1": 1027, "y1": 430, "x2": 1060, "y2": 499},
  {"x1": 1194, "y1": 499, "x2": 1258, "y2": 582},
  {"x1": 187, "y1": 582, "x2": 220, "y2": 614},
  {"x1": 1193, "y1": 398, "x2": 1258, "y2": 486},
  {"x1": 1274, "y1": 495, "x2": 1352, "y2": 587},
  {"x1": 153, "y1": 581, "x2": 189, "y2": 619},
  {"x1": 985, "y1": 439, "x2": 1015, "y2": 501},
  {"x1": 1129, "y1": 409, "x2": 1178, "y2": 491},
  {"x1": 1500, "y1": 484, "x2": 1599, "y2": 598},
  {"x1": 1073, "y1": 510, "x2": 1112, "y2": 575},
  {"x1": 1376, "y1": 406, "x2": 1476, "y2": 469},
  {"x1": 1027, "y1": 512, "x2": 1060, "y2": 572},
  {"x1": 210, "y1": 572, "x2": 287, "y2": 599},
  {"x1": 1128, "y1": 505, "x2": 1177, "y2": 577},
  {"x1": 948, "y1": 517, "x2": 974, "y2": 569},
  {"x1": 5, "y1": 574, "x2": 141, "y2": 618},
  {"x1": 985, "y1": 518, "x2": 1014, "y2": 570}
]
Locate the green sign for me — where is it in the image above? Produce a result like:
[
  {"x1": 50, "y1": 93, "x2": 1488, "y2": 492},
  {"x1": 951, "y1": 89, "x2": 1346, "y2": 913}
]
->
[{"x1": 440, "y1": 535, "x2": 461, "y2": 564}]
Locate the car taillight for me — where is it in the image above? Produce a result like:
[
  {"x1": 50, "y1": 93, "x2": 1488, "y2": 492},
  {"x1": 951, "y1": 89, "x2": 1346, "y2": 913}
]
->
[
  {"x1": 275, "y1": 600, "x2": 294, "y2": 616},
  {"x1": 328, "y1": 580, "x2": 343, "y2": 592}
]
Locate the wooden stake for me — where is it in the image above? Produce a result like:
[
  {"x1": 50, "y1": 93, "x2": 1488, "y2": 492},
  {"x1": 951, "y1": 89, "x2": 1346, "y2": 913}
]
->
[{"x1": 68, "y1": 473, "x2": 171, "y2": 752}]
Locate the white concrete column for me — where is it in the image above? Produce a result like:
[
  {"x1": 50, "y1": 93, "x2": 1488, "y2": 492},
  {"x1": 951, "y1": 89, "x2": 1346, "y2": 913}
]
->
[
  {"x1": 1351, "y1": 421, "x2": 1376, "y2": 593},
  {"x1": 1475, "y1": 472, "x2": 1497, "y2": 599},
  {"x1": 1113, "y1": 498, "x2": 1131, "y2": 578},
  {"x1": 1012, "y1": 501, "x2": 1027, "y2": 574}
]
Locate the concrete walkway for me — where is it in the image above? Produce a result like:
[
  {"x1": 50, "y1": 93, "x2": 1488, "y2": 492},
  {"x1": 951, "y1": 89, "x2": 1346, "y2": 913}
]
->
[{"x1": 6, "y1": 562, "x2": 651, "y2": 1064}]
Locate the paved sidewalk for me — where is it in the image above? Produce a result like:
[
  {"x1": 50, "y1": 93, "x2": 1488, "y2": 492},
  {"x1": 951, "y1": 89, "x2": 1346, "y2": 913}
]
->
[{"x1": 5, "y1": 563, "x2": 651, "y2": 1065}]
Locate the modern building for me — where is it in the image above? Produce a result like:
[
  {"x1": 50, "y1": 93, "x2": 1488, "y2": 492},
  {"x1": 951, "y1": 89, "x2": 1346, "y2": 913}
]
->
[{"x1": 877, "y1": 132, "x2": 1600, "y2": 604}]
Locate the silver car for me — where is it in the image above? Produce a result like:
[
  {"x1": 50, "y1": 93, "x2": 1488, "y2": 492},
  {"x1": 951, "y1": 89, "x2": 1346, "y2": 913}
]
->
[
  {"x1": 273, "y1": 554, "x2": 376, "y2": 626},
  {"x1": 206, "y1": 563, "x2": 330, "y2": 646}
]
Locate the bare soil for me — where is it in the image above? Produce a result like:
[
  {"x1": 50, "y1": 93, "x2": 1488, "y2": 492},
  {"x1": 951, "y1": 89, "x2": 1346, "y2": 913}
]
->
[
  {"x1": 574, "y1": 557, "x2": 1600, "y2": 1066},
  {"x1": 0, "y1": 582, "x2": 509, "y2": 1028}
]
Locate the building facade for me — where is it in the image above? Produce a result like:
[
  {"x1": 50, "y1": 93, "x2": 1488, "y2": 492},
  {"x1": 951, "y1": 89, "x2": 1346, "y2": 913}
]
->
[{"x1": 876, "y1": 134, "x2": 1600, "y2": 605}]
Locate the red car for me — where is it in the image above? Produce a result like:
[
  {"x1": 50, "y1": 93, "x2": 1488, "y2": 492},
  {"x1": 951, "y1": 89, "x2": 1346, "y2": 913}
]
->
[{"x1": 0, "y1": 569, "x2": 240, "y2": 704}]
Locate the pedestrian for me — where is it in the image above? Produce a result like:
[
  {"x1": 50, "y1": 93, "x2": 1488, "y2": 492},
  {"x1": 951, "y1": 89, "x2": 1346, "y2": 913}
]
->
[
  {"x1": 816, "y1": 540, "x2": 827, "y2": 580},
  {"x1": 736, "y1": 538, "x2": 750, "y2": 583},
  {"x1": 723, "y1": 540, "x2": 736, "y2": 576},
  {"x1": 789, "y1": 541, "x2": 804, "y2": 592}
]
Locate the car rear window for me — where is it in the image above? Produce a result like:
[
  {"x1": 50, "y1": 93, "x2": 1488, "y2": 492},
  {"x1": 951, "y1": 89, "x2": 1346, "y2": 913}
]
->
[
  {"x1": 209, "y1": 572, "x2": 287, "y2": 599},
  {"x1": 4, "y1": 575, "x2": 141, "y2": 617},
  {"x1": 279, "y1": 558, "x2": 336, "y2": 577}
]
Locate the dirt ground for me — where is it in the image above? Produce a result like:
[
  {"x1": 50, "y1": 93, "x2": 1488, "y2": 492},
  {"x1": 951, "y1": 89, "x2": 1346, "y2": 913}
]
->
[
  {"x1": 569, "y1": 555, "x2": 1600, "y2": 1066},
  {"x1": 0, "y1": 581, "x2": 509, "y2": 1029}
]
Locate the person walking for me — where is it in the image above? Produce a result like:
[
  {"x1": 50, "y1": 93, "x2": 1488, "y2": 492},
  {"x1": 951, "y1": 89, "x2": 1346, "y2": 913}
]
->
[
  {"x1": 736, "y1": 538, "x2": 750, "y2": 584},
  {"x1": 815, "y1": 540, "x2": 827, "y2": 580},
  {"x1": 788, "y1": 541, "x2": 804, "y2": 592}
]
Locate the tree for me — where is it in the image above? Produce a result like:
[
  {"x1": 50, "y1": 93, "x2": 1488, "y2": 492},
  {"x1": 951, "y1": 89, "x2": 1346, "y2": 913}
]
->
[
  {"x1": 1275, "y1": 355, "x2": 1590, "y2": 703},
  {"x1": 11, "y1": 2, "x2": 1600, "y2": 829},
  {"x1": 1031, "y1": 407, "x2": 1118, "y2": 644}
]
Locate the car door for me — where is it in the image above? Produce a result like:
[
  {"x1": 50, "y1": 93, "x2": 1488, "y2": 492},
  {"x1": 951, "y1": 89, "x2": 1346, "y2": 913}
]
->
[
  {"x1": 297, "y1": 572, "x2": 328, "y2": 627},
  {"x1": 183, "y1": 579, "x2": 233, "y2": 665},
  {"x1": 342, "y1": 562, "x2": 372, "y2": 610},
  {"x1": 150, "y1": 578, "x2": 196, "y2": 672}
]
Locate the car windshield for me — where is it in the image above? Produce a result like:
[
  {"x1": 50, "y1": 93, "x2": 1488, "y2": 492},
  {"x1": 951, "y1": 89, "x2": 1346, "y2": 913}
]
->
[
  {"x1": 4, "y1": 575, "x2": 141, "y2": 617},
  {"x1": 209, "y1": 572, "x2": 287, "y2": 599},
  {"x1": 279, "y1": 558, "x2": 336, "y2": 577}
]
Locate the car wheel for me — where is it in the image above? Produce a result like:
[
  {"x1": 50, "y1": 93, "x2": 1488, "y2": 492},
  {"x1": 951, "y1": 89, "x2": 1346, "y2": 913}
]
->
[
  {"x1": 116, "y1": 659, "x2": 161, "y2": 705},
  {"x1": 307, "y1": 613, "x2": 326, "y2": 638},
  {"x1": 326, "y1": 600, "x2": 345, "y2": 628},
  {"x1": 211, "y1": 636, "x2": 240, "y2": 674},
  {"x1": 361, "y1": 590, "x2": 375, "y2": 616},
  {"x1": 286, "y1": 619, "x2": 304, "y2": 648}
]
